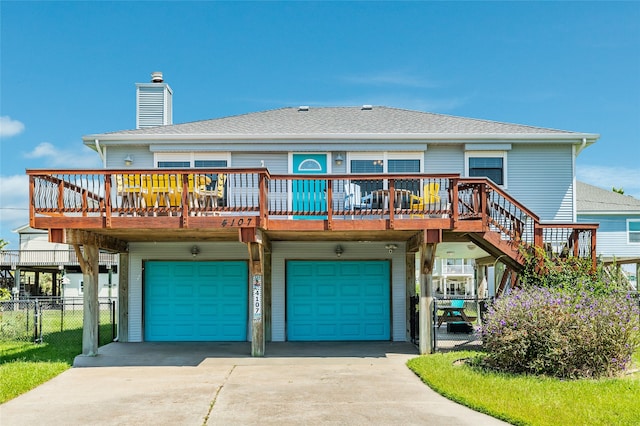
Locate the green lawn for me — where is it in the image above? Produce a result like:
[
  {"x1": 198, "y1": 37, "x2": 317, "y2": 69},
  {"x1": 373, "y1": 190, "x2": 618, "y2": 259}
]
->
[
  {"x1": 407, "y1": 349, "x2": 640, "y2": 426},
  {"x1": 1, "y1": 308, "x2": 114, "y2": 403}
]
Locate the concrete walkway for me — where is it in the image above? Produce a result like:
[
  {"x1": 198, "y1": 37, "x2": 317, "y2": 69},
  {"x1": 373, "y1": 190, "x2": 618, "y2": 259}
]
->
[{"x1": 1, "y1": 342, "x2": 508, "y2": 425}]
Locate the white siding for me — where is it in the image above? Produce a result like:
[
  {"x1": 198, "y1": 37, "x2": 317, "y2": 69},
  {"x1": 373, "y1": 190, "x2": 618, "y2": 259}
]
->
[
  {"x1": 127, "y1": 242, "x2": 249, "y2": 342},
  {"x1": 270, "y1": 241, "x2": 407, "y2": 342},
  {"x1": 507, "y1": 144, "x2": 574, "y2": 221}
]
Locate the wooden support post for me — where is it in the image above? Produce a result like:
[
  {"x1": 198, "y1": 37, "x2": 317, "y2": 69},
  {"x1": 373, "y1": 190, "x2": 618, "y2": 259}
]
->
[
  {"x1": 74, "y1": 243, "x2": 100, "y2": 356},
  {"x1": 118, "y1": 253, "x2": 129, "y2": 342},
  {"x1": 406, "y1": 252, "x2": 416, "y2": 341},
  {"x1": 419, "y1": 242, "x2": 437, "y2": 355},
  {"x1": 248, "y1": 241, "x2": 265, "y2": 357}
]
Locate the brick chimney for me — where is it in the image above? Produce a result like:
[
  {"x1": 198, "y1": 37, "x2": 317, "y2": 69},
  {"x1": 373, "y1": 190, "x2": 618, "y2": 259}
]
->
[{"x1": 136, "y1": 71, "x2": 173, "y2": 129}]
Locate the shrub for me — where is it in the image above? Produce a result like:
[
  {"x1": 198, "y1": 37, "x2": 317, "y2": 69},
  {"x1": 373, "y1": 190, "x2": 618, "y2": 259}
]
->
[
  {"x1": 480, "y1": 287, "x2": 640, "y2": 379},
  {"x1": 0, "y1": 311, "x2": 31, "y2": 341},
  {"x1": 0, "y1": 288, "x2": 11, "y2": 301}
]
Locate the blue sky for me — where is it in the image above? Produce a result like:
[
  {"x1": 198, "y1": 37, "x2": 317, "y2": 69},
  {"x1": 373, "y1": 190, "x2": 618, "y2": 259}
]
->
[{"x1": 1, "y1": 1, "x2": 639, "y2": 248}]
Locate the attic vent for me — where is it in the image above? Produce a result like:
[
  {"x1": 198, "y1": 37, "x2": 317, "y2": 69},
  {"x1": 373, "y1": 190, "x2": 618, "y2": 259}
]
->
[
  {"x1": 361, "y1": 105, "x2": 373, "y2": 110},
  {"x1": 298, "y1": 106, "x2": 309, "y2": 111},
  {"x1": 151, "y1": 71, "x2": 164, "y2": 83}
]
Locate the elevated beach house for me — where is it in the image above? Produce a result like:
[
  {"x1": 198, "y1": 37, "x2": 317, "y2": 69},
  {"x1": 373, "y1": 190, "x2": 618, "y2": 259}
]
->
[{"x1": 27, "y1": 72, "x2": 599, "y2": 356}]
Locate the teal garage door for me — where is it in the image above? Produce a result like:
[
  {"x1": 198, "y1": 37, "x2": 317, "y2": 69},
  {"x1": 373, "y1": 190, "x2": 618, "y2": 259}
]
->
[
  {"x1": 287, "y1": 260, "x2": 390, "y2": 341},
  {"x1": 144, "y1": 261, "x2": 248, "y2": 341}
]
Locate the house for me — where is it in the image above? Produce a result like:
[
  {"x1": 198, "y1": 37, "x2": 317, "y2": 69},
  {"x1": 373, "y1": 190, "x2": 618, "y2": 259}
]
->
[
  {"x1": 26, "y1": 72, "x2": 599, "y2": 356},
  {"x1": 0, "y1": 225, "x2": 118, "y2": 299},
  {"x1": 577, "y1": 181, "x2": 640, "y2": 288}
]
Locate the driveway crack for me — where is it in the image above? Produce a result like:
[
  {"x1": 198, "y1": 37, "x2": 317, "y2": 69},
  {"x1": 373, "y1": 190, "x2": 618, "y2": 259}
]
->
[{"x1": 203, "y1": 364, "x2": 237, "y2": 425}]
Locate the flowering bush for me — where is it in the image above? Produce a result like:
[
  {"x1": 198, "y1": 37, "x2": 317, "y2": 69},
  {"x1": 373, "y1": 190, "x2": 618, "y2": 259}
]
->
[{"x1": 480, "y1": 287, "x2": 640, "y2": 379}]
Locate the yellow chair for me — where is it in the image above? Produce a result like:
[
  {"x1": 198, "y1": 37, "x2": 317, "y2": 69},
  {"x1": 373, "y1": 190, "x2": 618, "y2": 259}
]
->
[
  {"x1": 115, "y1": 174, "x2": 143, "y2": 210},
  {"x1": 187, "y1": 174, "x2": 212, "y2": 209},
  {"x1": 410, "y1": 183, "x2": 440, "y2": 218}
]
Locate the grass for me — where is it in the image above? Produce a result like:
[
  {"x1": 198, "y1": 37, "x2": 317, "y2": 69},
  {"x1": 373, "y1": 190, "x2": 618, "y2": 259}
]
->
[
  {"x1": 407, "y1": 349, "x2": 640, "y2": 426},
  {"x1": 1, "y1": 308, "x2": 114, "y2": 404}
]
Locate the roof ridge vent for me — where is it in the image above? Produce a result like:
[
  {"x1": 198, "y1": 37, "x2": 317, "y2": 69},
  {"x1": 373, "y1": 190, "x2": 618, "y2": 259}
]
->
[
  {"x1": 298, "y1": 106, "x2": 309, "y2": 111},
  {"x1": 361, "y1": 105, "x2": 373, "y2": 110}
]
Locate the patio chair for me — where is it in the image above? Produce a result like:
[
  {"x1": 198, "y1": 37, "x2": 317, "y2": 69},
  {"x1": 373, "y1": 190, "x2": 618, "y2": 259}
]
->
[
  {"x1": 344, "y1": 182, "x2": 362, "y2": 211},
  {"x1": 410, "y1": 183, "x2": 442, "y2": 218},
  {"x1": 201, "y1": 173, "x2": 227, "y2": 210}
]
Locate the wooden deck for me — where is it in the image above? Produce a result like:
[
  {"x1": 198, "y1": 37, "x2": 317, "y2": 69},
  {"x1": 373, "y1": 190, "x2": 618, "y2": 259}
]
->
[{"x1": 27, "y1": 168, "x2": 598, "y2": 271}]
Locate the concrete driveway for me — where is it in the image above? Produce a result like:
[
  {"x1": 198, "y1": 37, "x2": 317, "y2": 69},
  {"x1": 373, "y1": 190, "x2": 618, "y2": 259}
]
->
[{"x1": 1, "y1": 342, "x2": 507, "y2": 425}]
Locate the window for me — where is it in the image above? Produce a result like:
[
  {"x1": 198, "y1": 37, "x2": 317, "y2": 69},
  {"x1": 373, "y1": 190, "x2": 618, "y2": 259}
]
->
[
  {"x1": 349, "y1": 153, "x2": 422, "y2": 191},
  {"x1": 157, "y1": 160, "x2": 190, "y2": 168},
  {"x1": 155, "y1": 153, "x2": 229, "y2": 168},
  {"x1": 465, "y1": 151, "x2": 506, "y2": 186},
  {"x1": 629, "y1": 220, "x2": 640, "y2": 244}
]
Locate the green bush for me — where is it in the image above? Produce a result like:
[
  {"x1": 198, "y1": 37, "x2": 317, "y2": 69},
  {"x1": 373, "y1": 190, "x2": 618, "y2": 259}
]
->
[
  {"x1": 480, "y1": 287, "x2": 640, "y2": 379},
  {"x1": 0, "y1": 311, "x2": 32, "y2": 341},
  {"x1": 0, "y1": 288, "x2": 11, "y2": 301}
]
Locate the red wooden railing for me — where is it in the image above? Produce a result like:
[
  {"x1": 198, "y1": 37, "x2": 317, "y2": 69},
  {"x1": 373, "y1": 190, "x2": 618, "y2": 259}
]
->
[{"x1": 27, "y1": 169, "x2": 597, "y2": 267}]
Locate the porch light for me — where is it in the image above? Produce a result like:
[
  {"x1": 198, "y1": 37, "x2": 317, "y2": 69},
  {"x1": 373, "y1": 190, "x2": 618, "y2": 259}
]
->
[
  {"x1": 335, "y1": 153, "x2": 344, "y2": 166},
  {"x1": 385, "y1": 244, "x2": 398, "y2": 254},
  {"x1": 335, "y1": 245, "x2": 344, "y2": 258},
  {"x1": 124, "y1": 155, "x2": 134, "y2": 166},
  {"x1": 191, "y1": 245, "x2": 200, "y2": 258}
]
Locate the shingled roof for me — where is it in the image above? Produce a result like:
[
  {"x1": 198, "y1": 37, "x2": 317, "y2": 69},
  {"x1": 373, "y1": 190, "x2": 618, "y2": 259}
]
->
[
  {"x1": 577, "y1": 181, "x2": 640, "y2": 213},
  {"x1": 90, "y1": 106, "x2": 589, "y2": 138}
]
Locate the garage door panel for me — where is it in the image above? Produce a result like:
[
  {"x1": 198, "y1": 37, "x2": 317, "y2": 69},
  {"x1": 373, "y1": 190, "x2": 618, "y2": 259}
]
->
[
  {"x1": 340, "y1": 303, "x2": 360, "y2": 316},
  {"x1": 287, "y1": 260, "x2": 390, "y2": 341},
  {"x1": 317, "y1": 303, "x2": 337, "y2": 316},
  {"x1": 145, "y1": 261, "x2": 247, "y2": 342}
]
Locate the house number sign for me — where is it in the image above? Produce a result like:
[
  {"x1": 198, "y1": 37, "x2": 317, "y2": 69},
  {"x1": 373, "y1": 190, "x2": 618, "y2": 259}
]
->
[
  {"x1": 220, "y1": 217, "x2": 253, "y2": 227},
  {"x1": 252, "y1": 274, "x2": 262, "y2": 320}
]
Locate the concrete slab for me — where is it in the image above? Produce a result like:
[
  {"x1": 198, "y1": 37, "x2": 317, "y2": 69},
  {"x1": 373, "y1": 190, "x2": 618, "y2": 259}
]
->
[{"x1": 1, "y1": 342, "x2": 507, "y2": 426}]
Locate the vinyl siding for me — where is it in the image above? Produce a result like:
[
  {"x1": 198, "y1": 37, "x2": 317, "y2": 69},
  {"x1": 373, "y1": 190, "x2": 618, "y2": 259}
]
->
[
  {"x1": 106, "y1": 146, "x2": 155, "y2": 169},
  {"x1": 232, "y1": 153, "x2": 288, "y2": 173},
  {"x1": 270, "y1": 241, "x2": 407, "y2": 342},
  {"x1": 424, "y1": 144, "x2": 465, "y2": 174},
  {"x1": 578, "y1": 214, "x2": 640, "y2": 258},
  {"x1": 507, "y1": 144, "x2": 574, "y2": 221}
]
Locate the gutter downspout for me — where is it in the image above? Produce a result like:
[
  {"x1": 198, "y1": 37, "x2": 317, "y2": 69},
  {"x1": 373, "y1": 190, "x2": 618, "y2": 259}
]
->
[
  {"x1": 94, "y1": 139, "x2": 106, "y2": 167},
  {"x1": 576, "y1": 137, "x2": 588, "y2": 156}
]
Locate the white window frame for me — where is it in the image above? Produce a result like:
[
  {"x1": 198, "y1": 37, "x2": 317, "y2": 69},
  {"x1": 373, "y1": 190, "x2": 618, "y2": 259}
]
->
[
  {"x1": 464, "y1": 150, "x2": 508, "y2": 188},
  {"x1": 628, "y1": 219, "x2": 640, "y2": 244},
  {"x1": 154, "y1": 152, "x2": 231, "y2": 168}
]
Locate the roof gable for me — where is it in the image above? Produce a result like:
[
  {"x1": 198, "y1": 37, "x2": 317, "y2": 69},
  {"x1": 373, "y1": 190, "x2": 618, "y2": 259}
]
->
[{"x1": 577, "y1": 181, "x2": 640, "y2": 213}]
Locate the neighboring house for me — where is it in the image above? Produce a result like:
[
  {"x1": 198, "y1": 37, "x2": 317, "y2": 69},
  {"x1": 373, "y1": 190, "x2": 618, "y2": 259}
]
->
[
  {"x1": 577, "y1": 181, "x2": 640, "y2": 287},
  {"x1": 26, "y1": 72, "x2": 599, "y2": 355},
  {"x1": 432, "y1": 257, "x2": 477, "y2": 298},
  {"x1": 0, "y1": 225, "x2": 118, "y2": 298}
]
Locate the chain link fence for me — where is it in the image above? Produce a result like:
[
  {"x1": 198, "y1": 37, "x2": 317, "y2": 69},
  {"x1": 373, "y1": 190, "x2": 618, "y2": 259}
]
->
[{"x1": 0, "y1": 297, "x2": 116, "y2": 345}]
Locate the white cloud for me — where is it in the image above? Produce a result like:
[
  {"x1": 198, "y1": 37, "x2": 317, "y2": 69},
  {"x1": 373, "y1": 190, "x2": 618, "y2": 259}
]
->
[
  {"x1": 0, "y1": 116, "x2": 26, "y2": 138},
  {"x1": 340, "y1": 70, "x2": 441, "y2": 89},
  {"x1": 0, "y1": 174, "x2": 30, "y2": 249},
  {"x1": 577, "y1": 165, "x2": 640, "y2": 199},
  {"x1": 24, "y1": 142, "x2": 102, "y2": 169}
]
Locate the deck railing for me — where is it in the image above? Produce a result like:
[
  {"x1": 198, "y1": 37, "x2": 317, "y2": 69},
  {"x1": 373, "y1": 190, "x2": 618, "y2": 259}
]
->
[
  {"x1": 27, "y1": 169, "x2": 597, "y2": 265},
  {"x1": 0, "y1": 250, "x2": 118, "y2": 267}
]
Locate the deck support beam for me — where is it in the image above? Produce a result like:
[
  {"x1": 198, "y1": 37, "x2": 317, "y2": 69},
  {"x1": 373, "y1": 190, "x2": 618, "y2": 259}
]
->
[
  {"x1": 419, "y1": 242, "x2": 437, "y2": 355},
  {"x1": 247, "y1": 241, "x2": 265, "y2": 357},
  {"x1": 73, "y1": 243, "x2": 100, "y2": 356},
  {"x1": 118, "y1": 253, "x2": 129, "y2": 342}
]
